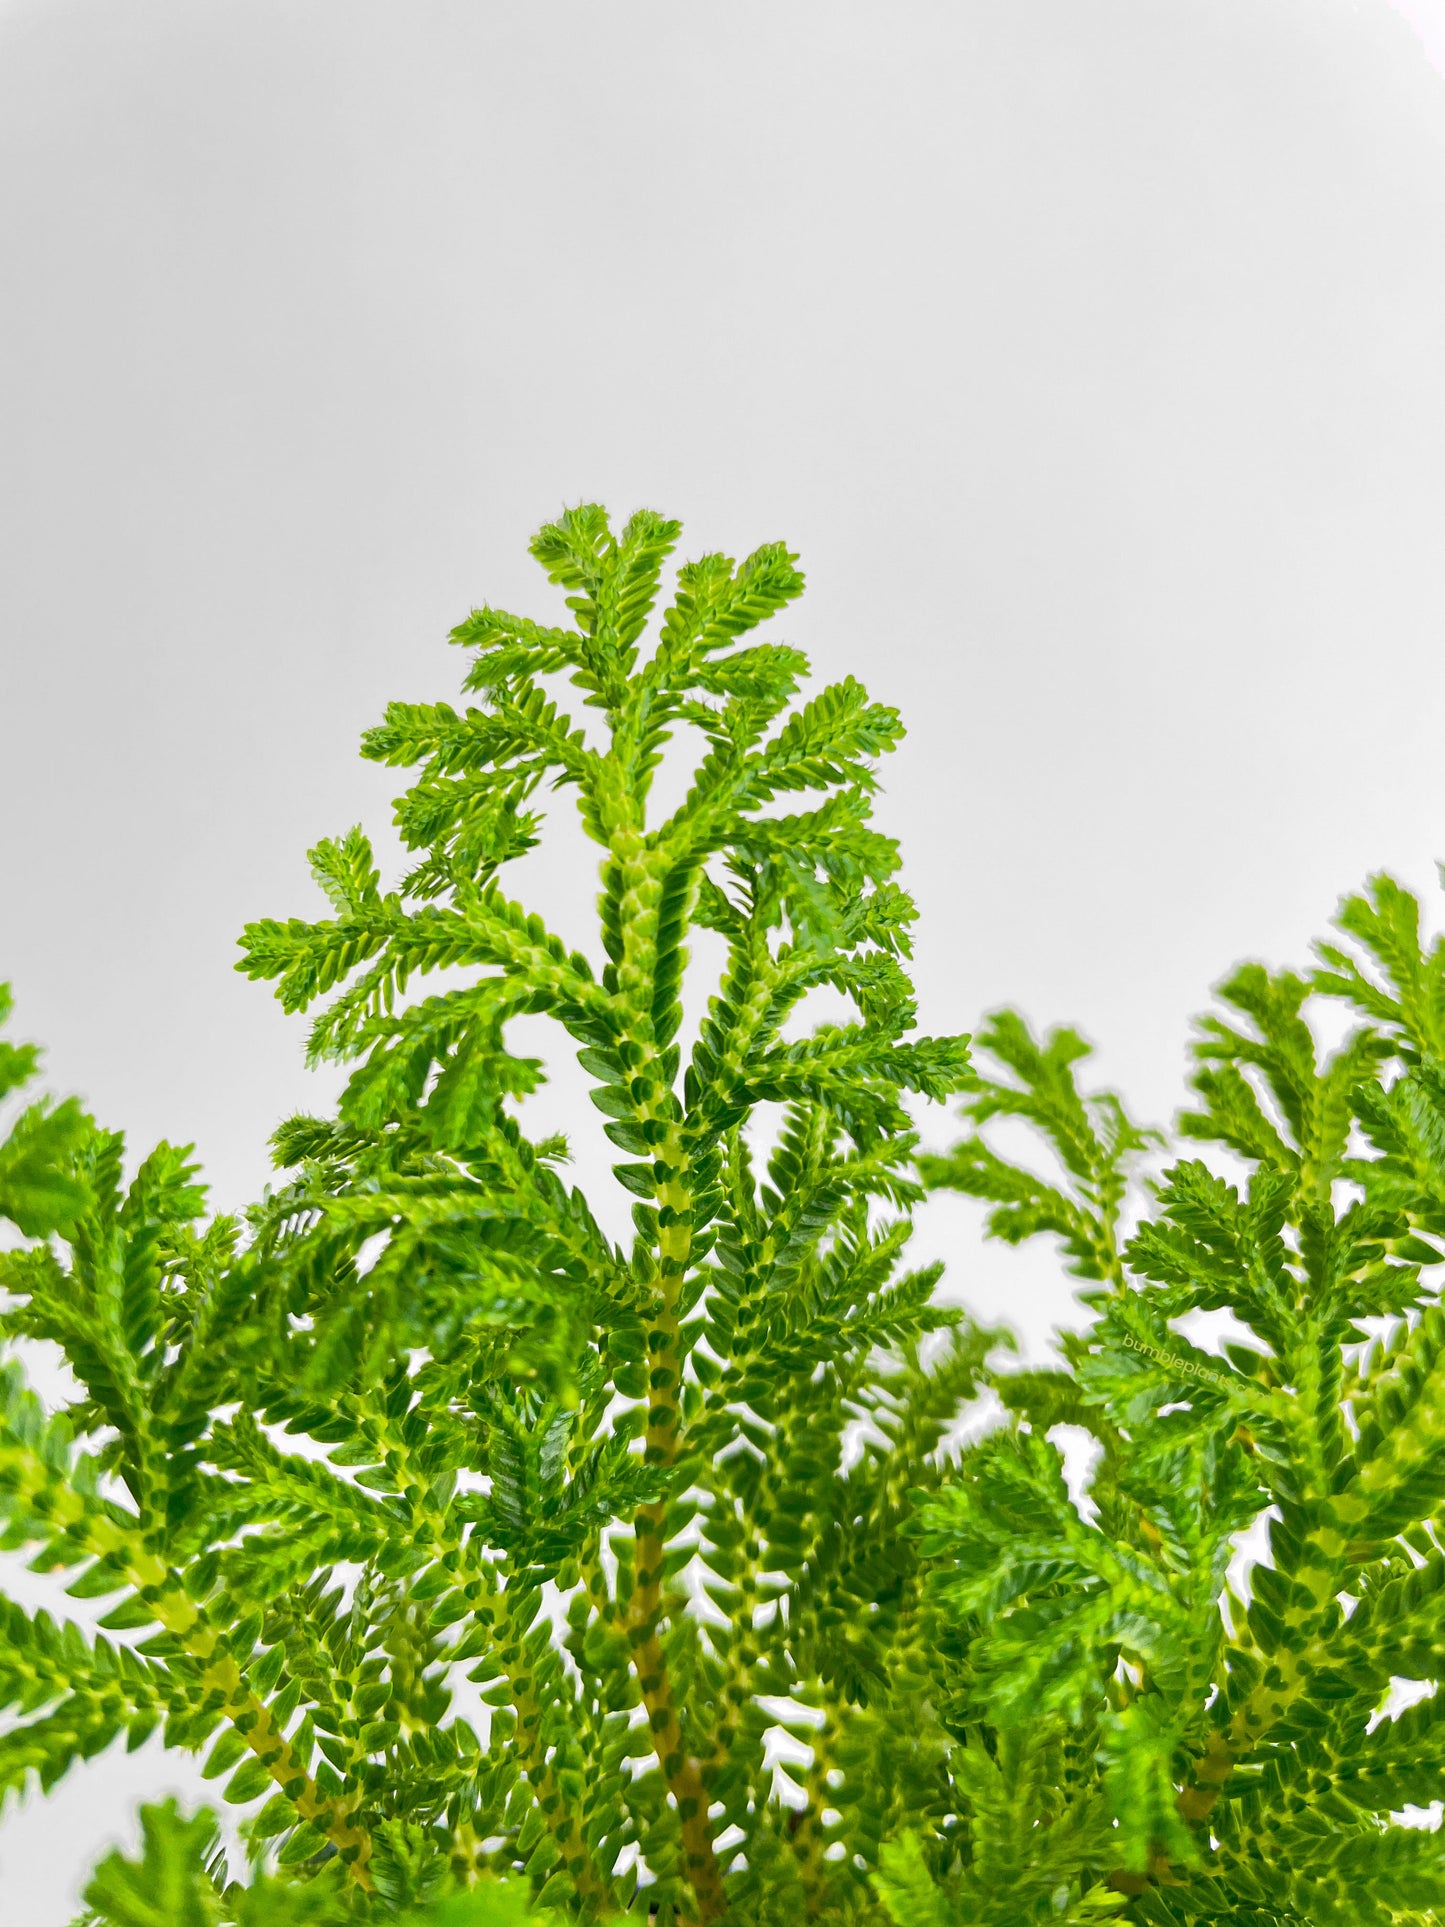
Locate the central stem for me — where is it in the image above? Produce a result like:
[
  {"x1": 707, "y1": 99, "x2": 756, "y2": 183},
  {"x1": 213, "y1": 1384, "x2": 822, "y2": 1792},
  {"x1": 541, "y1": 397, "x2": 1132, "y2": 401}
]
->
[
  {"x1": 605, "y1": 823, "x2": 727, "y2": 1920},
  {"x1": 628, "y1": 1111, "x2": 727, "y2": 1921}
]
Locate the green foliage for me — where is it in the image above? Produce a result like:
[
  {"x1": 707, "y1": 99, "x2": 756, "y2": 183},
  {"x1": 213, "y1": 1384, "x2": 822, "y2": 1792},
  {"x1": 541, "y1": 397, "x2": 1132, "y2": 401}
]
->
[
  {"x1": 74, "y1": 1798, "x2": 550, "y2": 1927},
  {"x1": 31, "y1": 504, "x2": 1445, "y2": 1926},
  {"x1": 0, "y1": 508, "x2": 985, "y2": 1926},
  {"x1": 912, "y1": 877, "x2": 1445, "y2": 1924},
  {"x1": 78, "y1": 1800, "x2": 230, "y2": 1927},
  {"x1": 0, "y1": 983, "x2": 92, "y2": 1237},
  {"x1": 919, "y1": 1009, "x2": 1159, "y2": 1287}
]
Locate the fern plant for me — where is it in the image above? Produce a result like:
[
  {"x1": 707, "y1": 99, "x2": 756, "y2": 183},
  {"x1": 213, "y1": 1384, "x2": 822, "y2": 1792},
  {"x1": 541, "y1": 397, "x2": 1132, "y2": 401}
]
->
[
  {"x1": 901, "y1": 881, "x2": 1445, "y2": 1925},
  {"x1": 75, "y1": 1797, "x2": 551, "y2": 1927},
  {"x1": 0, "y1": 507, "x2": 985, "y2": 1925}
]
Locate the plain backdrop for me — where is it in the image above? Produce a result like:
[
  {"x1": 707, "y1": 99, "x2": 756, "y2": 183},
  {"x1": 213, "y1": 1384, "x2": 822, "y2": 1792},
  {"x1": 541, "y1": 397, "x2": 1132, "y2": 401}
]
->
[{"x1": 6, "y1": 0, "x2": 1445, "y2": 1914}]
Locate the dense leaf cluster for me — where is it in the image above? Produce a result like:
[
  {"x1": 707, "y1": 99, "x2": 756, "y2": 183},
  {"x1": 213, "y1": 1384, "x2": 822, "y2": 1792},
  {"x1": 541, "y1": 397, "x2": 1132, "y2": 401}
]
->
[
  {"x1": 0, "y1": 509, "x2": 984, "y2": 1925},
  {"x1": 9, "y1": 505, "x2": 1445, "y2": 1927},
  {"x1": 910, "y1": 880, "x2": 1445, "y2": 1924}
]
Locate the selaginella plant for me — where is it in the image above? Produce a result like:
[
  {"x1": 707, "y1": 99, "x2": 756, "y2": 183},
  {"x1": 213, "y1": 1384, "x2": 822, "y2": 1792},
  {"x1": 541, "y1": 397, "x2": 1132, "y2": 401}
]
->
[
  {"x1": 889, "y1": 878, "x2": 1445, "y2": 1926},
  {"x1": 0, "y1": 507, "x2": 985, "y2": 1925}
]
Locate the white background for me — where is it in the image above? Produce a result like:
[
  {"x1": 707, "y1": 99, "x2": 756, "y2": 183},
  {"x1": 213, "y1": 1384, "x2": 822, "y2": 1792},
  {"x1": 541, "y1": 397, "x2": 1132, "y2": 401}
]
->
[{"x1": 5, "y1": 0, "x2": 1445, "y2": 1914}]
